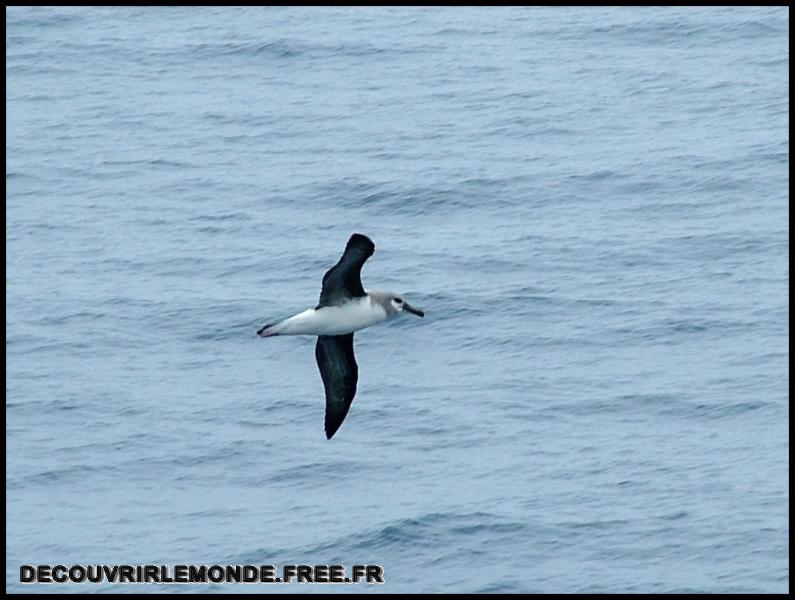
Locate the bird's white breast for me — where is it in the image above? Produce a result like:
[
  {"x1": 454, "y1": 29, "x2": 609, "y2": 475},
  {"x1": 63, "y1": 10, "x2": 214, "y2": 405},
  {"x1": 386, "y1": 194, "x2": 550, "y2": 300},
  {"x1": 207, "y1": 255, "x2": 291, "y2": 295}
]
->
[{"x1": 276, "y1": 296, "x2": 389, "y2": 336}]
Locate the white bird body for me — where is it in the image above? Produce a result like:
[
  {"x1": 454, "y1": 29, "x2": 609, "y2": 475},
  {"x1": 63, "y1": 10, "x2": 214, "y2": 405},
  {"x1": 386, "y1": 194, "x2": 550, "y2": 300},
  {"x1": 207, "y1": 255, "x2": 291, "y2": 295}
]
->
[{"x1": 261, "y1": 295, "x2": 389, "y2": 337}]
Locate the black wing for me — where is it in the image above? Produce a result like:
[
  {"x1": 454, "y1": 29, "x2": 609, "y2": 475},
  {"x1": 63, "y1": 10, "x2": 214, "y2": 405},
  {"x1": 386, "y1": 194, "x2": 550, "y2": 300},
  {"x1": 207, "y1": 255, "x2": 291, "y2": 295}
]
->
[
  {"x1": 315, "y1": 334, "x2": 359, "y2": 439},
  {"x1": 317, "y1": 233, "x2": 375, "y2": 308}
]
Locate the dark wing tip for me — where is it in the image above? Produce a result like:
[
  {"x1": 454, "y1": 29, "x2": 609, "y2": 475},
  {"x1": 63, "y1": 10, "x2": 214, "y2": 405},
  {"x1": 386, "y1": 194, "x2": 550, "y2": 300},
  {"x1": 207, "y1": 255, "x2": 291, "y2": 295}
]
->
[
  {"x1": 323, "y1": 384, "x2": 355, "y2": 439},
  {"x1": 324, "y1": 405, "x2": 348, "y2": 439},
  {"x1": 347, "y1": 233, "x2": 375, "y2": 256}
]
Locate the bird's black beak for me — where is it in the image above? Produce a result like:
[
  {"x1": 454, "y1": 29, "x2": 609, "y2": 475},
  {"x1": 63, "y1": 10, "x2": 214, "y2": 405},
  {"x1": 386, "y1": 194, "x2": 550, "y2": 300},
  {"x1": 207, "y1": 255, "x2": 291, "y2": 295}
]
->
[{"x1": 403, "y1": 302, "x2": 425, "y2": 318}]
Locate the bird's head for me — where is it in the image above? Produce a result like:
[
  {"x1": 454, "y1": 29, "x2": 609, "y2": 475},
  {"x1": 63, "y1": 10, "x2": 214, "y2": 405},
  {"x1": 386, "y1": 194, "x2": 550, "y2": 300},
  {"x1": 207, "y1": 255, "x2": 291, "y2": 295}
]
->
[
  {"x1": 387, "y1": 293, "x2": 424, "y2": 318},
  {"x1": 368, "y1": 289, "x2": 425, "y2": 318}
]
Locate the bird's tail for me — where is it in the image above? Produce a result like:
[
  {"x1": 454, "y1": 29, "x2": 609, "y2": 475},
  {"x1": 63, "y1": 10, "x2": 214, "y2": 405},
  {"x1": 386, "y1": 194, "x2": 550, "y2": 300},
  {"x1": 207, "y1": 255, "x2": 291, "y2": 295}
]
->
[{"x1": 257, "y1": 323, "x2": 280, "y2": 337}]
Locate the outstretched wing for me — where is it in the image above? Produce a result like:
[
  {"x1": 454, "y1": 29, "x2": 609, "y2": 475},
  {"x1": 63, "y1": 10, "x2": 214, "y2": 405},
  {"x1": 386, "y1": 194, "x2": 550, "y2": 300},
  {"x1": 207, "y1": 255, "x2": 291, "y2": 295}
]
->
[
  {"x1": 315, "y1": 333, "x2": 359, "y2": 439},
  {"x1": 317, "y1": 233, "x2": 375, "y2": 308}
]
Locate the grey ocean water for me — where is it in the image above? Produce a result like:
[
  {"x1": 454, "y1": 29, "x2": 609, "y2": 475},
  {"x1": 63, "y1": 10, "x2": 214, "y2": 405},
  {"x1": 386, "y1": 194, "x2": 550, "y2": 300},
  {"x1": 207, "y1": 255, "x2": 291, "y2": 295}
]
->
[{"x1": 5, "y1": 6, "x2": 789, "y2": 593}]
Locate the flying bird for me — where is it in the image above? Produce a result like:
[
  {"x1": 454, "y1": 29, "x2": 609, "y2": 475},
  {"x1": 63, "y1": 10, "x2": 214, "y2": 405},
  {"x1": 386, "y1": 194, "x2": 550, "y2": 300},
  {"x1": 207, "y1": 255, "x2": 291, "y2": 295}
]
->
[{"x1": 257, "y1": 234, "x2": 425, "y2": 439}]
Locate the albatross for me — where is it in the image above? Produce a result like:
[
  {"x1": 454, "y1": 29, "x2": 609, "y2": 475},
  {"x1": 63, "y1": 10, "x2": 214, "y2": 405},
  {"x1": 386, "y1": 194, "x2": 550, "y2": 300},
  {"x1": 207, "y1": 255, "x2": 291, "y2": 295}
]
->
[{"x1": 257, "y1": 233, "x2": 425, "y2": 439}]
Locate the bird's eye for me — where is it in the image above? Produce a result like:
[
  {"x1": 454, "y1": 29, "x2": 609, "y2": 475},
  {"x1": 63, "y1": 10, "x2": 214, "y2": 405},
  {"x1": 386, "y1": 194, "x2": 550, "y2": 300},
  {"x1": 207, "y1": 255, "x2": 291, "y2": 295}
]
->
[{"x1": 394, "y1": 298, "x2": 403, "y2": 304}]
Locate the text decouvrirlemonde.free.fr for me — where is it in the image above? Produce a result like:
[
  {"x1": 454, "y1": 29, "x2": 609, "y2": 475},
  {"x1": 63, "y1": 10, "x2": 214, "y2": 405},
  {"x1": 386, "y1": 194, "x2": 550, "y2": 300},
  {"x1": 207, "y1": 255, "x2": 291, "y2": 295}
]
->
[{"x1": 20, "y1": 564, "x2": 385, "y2": 585}]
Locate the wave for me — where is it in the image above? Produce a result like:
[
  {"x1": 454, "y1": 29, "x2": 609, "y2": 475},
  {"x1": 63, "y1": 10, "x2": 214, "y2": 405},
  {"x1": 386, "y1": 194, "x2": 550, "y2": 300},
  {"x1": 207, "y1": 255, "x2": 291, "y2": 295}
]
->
[
  {"x1": 232, "y1": 510, "x2": 529, "y2": 563},
  {"x1": 552, "y1": 392, "x2": 775, "y2": 420}
]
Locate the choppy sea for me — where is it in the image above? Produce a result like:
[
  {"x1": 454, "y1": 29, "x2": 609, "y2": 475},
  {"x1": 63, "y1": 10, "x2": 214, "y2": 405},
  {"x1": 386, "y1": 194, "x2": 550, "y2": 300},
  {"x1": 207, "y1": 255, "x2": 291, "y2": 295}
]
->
[{"x1": 6, "y1": 6, "x2": 789, "y2": 593}]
